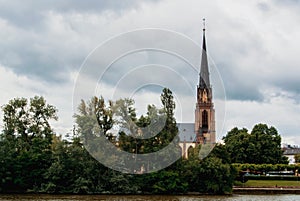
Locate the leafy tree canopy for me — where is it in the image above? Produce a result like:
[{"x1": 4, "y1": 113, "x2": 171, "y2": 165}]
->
[
  {"x1": 223, "y1": 123, "x2": 288, "y2": 164},
  {"x1": 0, "y1": 96, "x2": 57, "y2": 192}
]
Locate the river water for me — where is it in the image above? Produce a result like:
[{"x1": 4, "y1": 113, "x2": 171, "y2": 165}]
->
[{"x1": 1, "y1": 194, "x2": 300, "y2": 201}]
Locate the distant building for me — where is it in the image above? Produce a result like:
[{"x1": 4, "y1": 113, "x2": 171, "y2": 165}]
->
[
  {"x1": 283, "y1": 148, "x2": 300, "y2": 164},
  {"x1": 178, "y1": 20, "x2": 216, "y2": 158}
]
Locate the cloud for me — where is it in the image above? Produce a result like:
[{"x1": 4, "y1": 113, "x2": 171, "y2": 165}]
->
[
  {"x1": 0, "y1": 64, "x2": 75, "y2": 136},
  {"x1": 0, "y1": 0, "x2": 156, "y2": 28},
  {"x1": 0, "y1": 0, "x2": 159, "y2": 84},
  {"x1": 1, "y1": 0, "x2": 300, "y2": 101},
  {"x1": 182, "y1": 0, "x2": 300, "y2": 102},
  {"x1": 224, "y1": 90, "x2": 300, "y2": 144},
  {"x1": 0, "y1": 0, "x2": 300, "y2": 145}
]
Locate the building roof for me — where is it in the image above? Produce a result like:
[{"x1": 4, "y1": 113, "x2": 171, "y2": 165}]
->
[
  {"x1": 177, "y1": 123, "x2": 196, "y2": 143},
  {"x1": 283, "y1": 148, "x2": 300, "y2": 155}
]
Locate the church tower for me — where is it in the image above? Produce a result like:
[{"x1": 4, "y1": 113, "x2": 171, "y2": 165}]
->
[{"x1": 195, "y1": 19, "x2": 216, "y2": 144}]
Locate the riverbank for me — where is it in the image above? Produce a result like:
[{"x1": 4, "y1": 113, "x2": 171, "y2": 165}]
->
[
  {"x1": 233, "y1": 187, "x2": 300, "y2": 194},
  {"x1": 233, "y1": 179, "x2": 300, "y2": 194},
  {"x1": 1, "y1": 194, "x2": 300, "y2": 201}
]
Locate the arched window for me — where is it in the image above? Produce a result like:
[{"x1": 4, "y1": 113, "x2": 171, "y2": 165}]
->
[
  {"x1": 202, "y1": 89, "x2": 207, "y2": 103},
  {"x1": 202, "y1": 110, "x2": 208, "y2": 128}
]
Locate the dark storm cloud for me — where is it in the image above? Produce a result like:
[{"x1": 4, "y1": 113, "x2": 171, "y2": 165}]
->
[
  {"x1": 208, "y1": 24, "x2": 268, "y2": 102},
  {"x1": 0, "y1": 0, "x2": 158, "y2": 83},
  {"x1": 75, "y1": 28, "x2": 203, "y2": 101},
  {"x1": 207, "y1": 3, "x2": 300, "y2": 103},
  {"x1": 1, "y1": 0, "x2": 300, "y2": 103},
  {"x1": 216, "y1": 62, "x2": 264, "y2": 101},
  {"x1": 0, "y1": 31, "x2": 80, "y2": 84},
  {"x1": 275, "y1": 79, "x2": 300, "y2": 100}
]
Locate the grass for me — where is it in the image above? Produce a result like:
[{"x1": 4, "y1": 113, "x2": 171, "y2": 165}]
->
[{"x1": 235, "y1": 180, "x2": 300, "y2": 188}]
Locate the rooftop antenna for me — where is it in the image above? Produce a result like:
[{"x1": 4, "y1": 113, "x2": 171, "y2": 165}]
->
[{"x1": 203, "y1": 18, "x2": 206, "y2": 31}]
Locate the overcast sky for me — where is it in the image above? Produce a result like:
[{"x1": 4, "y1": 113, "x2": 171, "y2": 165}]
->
[{"x1": 0, "y1": 0, "x2": 300, "y2": 145}]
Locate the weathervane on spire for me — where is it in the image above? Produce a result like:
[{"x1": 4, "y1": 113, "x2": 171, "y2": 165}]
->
[{"x1": 203, "y1": 18, "x2": 206, "y2": 32}]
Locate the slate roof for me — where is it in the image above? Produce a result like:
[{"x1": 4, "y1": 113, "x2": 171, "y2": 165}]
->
[
  {"x1": 177, "y1": 123, "x2": 196, "y2": 143},
  {"x1": 199, "y1": 26, "x2": 210, "y2": 89},
  {"x1": 283, "y1": 148, "x2": 300, "y2": 155}
]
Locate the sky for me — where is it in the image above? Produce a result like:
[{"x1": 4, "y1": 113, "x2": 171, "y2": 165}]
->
[{"x1": 0, "y1": 0, "x2": 300, "y2": 145}]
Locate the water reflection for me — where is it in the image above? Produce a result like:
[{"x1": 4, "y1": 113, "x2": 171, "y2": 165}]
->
[{"x1": 1, "y1": 194, "x2": 300, "y2": 201}]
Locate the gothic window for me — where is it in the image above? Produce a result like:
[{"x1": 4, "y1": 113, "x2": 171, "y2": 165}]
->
[
  {"x1": 202, "y1": 110, "x2": 208, "y2": 128},
  {"x1": 202, "y1": 89, "x2": 207, "y2": 103}
]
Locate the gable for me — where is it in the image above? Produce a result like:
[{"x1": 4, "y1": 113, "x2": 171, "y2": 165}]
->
[{"x1": 177, "y1": 123, "x2": 196, "y2": 143}]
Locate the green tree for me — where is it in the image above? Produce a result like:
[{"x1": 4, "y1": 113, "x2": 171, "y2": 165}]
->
[
  {"x1": 138, "y1": 169, "x2": 187, "y2": 194},
  {"x1": 223, "y1": 123, "x2": 288, "y2": 164},
  {"x1": 42, "y1": 135, "x2": 112, "y2": 194},
  {"x1": 223, "y1": 127, "x2": 249, "y2": 163},
  {"x1": 182, "y1": 145, "x2": 235, "y2": 194},
  {"x1": 208, "y1": 144, "x2": 231, "y2": 164},
  {"x1": 160, "y1": 88, "x2": 177, "y2": 136},
  {"x1": 75, "y1": 96, "x2": 113, "y2": 143},
  {"x1": 0, "y1": 96, "x2": 57, "y2": 192},
  {"x1": 116, "y1": 88, "x2": 181, "y2": 172},
  {"x1": 157, "y1": 88, "x2": 181, "y2": 154}
]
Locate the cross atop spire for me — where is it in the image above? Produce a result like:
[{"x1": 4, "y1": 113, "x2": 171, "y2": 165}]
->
[{"x1": 199, "y1": 19, "x2": 210, "y2": 89}]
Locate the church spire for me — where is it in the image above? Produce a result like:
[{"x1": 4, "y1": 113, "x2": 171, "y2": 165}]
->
[
  {"x1": 199, "y1": 18, "x2": 210, "y2": 89},
  {"x1": 194, "y1": 19, "x2": 216, "y2": 145}
]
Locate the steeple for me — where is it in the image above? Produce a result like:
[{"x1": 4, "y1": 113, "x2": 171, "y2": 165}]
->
[
  {"x1": 195, "y1": 19, "x2": 216, "y2": 145},
  {"x1": 199, "y1": 18, "x2": 210, "y2": 89}
]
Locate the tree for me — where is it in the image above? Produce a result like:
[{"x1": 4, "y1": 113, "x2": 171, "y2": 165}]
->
[
  {"x1": 223, "y1": 123, "x2": 288, "y2": 164},
  {"x1": 116, "y1": 88, "x2": 181, "y2": 172},
  {"x1": 2, "y1": 96, "x2": 57, "y2": 146},
  {"x1": 208, "y1": 144, "x2": 231, "y2": 164},
  {"x1": 42, "y1": 135, "x2": 112, "y2": 194},
  {"x1": 157, "y1": 88, "x2": 180, "y2": 149},
  {"x1": 182, "y1": 144, "x2": 235, "y2": 194},
  {"x1": 0, "y1": 96, "x2": 57, "y2": 192},
  {"x1": 188, "y1": 157, "x2": 235, "y2": 194},
  {"x1": 160, "y1": 88, "x2": 176, "y2": 132},
  {"x1": 74, "y1": 96, "x2": 113, "y2": 143},
  {"x1": 223, "y1": 127, "x2": 250, "y2": 163}
]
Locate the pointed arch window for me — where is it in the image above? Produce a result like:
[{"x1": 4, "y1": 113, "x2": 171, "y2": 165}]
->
[
  {"x1": 202, "y1": 89, "x2": 208, "y2": 103},
  {"x1": 202, "y1": 110, "x2": 208, "y2": 128}
]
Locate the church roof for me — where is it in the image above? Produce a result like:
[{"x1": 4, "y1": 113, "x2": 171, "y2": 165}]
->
[
  {"x1": 199, "y1": 19, "x2": 210, "y2": 89},
  {"x1": 177, "y1": 123, "x2": 196, "y2": 143},
  {"x1": 283, "y1": 148, "x2": 300, "y2": 155}
]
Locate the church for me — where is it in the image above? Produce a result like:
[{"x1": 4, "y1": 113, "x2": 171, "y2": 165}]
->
[{"x1": 178, "y1": 22, "x2": 216, "y2": 158}]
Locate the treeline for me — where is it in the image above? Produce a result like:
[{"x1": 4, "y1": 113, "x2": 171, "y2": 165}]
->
[
  {"x1": 0, "y1": 90, "x2": 235, "y2": 194},
  {"x1": 0, "y1": 134, "x2": 234, "y2": 194},
  {"x1": 0, "y1": 89, "x2": 290, "y2": 194}
]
